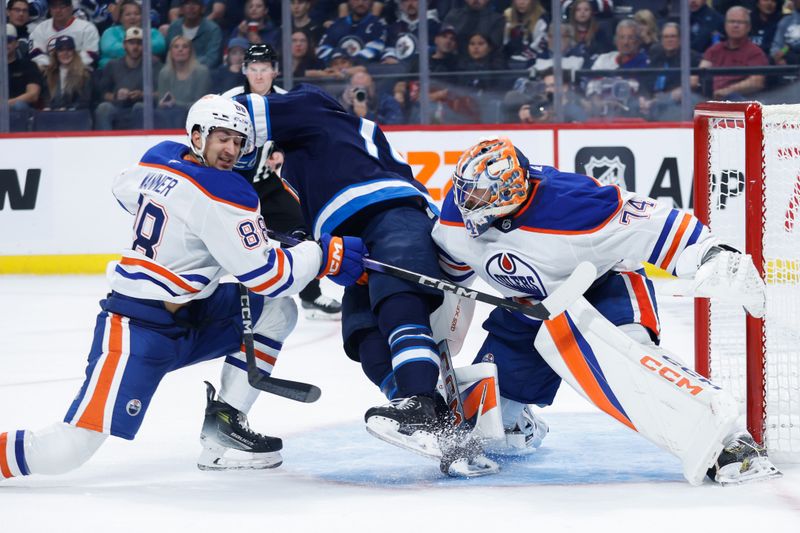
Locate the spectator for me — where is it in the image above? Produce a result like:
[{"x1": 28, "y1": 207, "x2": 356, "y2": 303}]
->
[
  {"x1": 211, "y1": 36, "x2": 248, "y2": 93},
  {"x1": 40, "y1": 35, "x2": 92, "y2": 111},
  {"x1": 561, "y1": 0, "x2": 614, "y2": 19},
  {"x1": 567, "y1": 0, "x2": 613, "y2": 65},
  {"x1": 442, "y1": 0, "x2": 504, "y2": 59},
  {"x1": 771, "y1": 0, "x2": 800, "y2": 65},
  {"x1": 75, "y1": 0, "x2": 118, "y2": 35},
  {"x1": 167, "y1": 0, "x2": 228, "y2": 31},
  {"x1": 29, "y1": 0, "x2": 100, "y2": 69},
  {"x1": 230, "y1": 0, "x2": 281, "y2": 49},
  {"x1": 641, "y1": 22, "x2": 702, "y2": 121},
  {"x1": 317, "y1": 0, "x2": 387, "y2": 64},
  {"x1": 94, "y1": 26, "x2": 163, "y2": 130},
  {"x1": 7, "y1": 0, "x2": 32, "y2": 58},
  {"x1": 591, "y1": 19, "x2": 649, "y2": 70},
  {"x1": 166, "y1": 0, "x2": 223, "y2": 68},
  {"x1": 751, "y1": 0, "x2": 782, "y2": 57},
  {"x1": 339, "y1": 70, "x2": 404, "y2": 124},
  {"x1": 503, "y1": 0, "x2": 549, "y2": 67},
  {"x1": 504, "y1": 68, "x2": 587, "y2": 123},
  {"x1": 99, "y1": 0, "x2": 167, "y2": 68},
  {"x1": 690, "y1": 0, "x2": 725, "y2": 54},
  {"x1": 156, "y1": 34, "x2": 211, "y2": 126},
  {"x1": 7, "y1": 23, "x2": 43, "y2": 115},
  {"x1": 457, "y1": 32, "x2": 507, "y2": 91},
  {"x1": 633, "y1": 9, "x2": 659, "y2": 52},
  {"x1": 291, "y1": 0, "x2": 324, "y2": 46},
  {"x1": 532, "y1": 22, "x2": 585, "y2": 74},
  {"x1": 290, "y1": 29, "x2": 327, "y2": 77},
  {"x1": 701, "y1": 6, "x2": 769, "y2": 99},
  {"x1": 381, "y1": 0, "x2": 440, "y2": 64}
]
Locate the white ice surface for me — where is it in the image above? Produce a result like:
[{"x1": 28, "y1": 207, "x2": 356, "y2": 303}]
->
[{"x1": 1, "y1": 276, "x2": 799, "y2": 532}]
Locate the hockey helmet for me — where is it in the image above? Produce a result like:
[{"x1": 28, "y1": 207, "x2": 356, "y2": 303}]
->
[
  {"x1": 243, "y1": 43, "x2": 279, "y2": 71},
  {"x1": 185, "y1": 94, "x2": 255, "y2": 163},
  {"x1": 452, "y1": 136, "x2": 530, "y2": 237}
]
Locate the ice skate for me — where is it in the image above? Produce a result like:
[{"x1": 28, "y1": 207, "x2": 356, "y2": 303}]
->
[
  {"x1": 707, "y1": 433, "x2": 782, "y2": 486},
  {"x1": 365, "y1": 395, "x2": 444, "y2": 459},
  {"x1": 488, "y1": 405, "x2": 549, "y2": 455},
  {"x1": 301, "y1": 294, "x2": 342, "y2": 320},
  {"x1": 198, "y1": 382, "x2": 283, "y2": 471},
  {"x1": 439, "y1": 426, "x2": 500, "y2": 478}
]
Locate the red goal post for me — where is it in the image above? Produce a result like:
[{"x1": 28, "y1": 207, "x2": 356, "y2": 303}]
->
[{"x1": 693, "y1": 101, "x2": 800, "y2": 461}]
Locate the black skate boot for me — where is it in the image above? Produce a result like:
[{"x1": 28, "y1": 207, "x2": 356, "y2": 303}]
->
[
  {"x1": 707, "y1": 432, "x2": 782, "y2": 485},
  {"x1": 364, "y1": 395, "x2": 444, "y2": 458},
  {"x1": 300, "y1": 295, "x2": 342, "y2": 320},
  {"x1": 198, "y1": 381, "x2": 283, "y2": 471}
]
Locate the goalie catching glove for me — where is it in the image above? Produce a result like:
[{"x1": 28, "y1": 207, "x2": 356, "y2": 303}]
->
[
  {"x1": 676, "y1": 243, "x2": 766, "y2": 318},
  {"x1": 317, "y1": 233, "x2": 368, "y2": 286}
]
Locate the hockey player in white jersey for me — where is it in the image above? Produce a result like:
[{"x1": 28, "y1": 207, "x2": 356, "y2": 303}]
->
[
  {"x1": 0, "y1": 95, "x2": 367, "y2": 481},
  {"x1": 432, "y1": 136, "x2": 781, "y2": 485}
]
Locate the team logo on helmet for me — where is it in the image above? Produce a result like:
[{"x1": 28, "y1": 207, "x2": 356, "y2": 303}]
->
[
  {"x1": 485, "y1": 252, "x2": 546, "y2": 300},
  {"x1": 126, "y1": 399, "x2": 142, "y2": 417}
]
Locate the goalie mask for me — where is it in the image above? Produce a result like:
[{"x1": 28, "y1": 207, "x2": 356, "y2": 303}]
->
[
  {"x1": 186, "y1": 94, "x2": 255, "y2": 164},
  {"x1": 452, "y1": 136, "x2": 530, "y2": 237}
]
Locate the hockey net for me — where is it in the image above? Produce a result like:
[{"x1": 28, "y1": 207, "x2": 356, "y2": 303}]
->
[{"x1": 694, "y1": 101, "x2": 800, "y2": 462}]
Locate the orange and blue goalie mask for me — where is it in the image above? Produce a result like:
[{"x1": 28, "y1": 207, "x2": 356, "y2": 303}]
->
[{"x1": 452, "y1": 137, "x2": 529, "y2": 237}]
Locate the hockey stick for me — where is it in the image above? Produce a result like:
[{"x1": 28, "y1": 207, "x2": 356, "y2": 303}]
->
[
  {"x1": 238, "y1": 284, "x2": 322, "y2": 403},
  {"x1": 267, "y1": 229, "x2": 598, "y2": 321},
  {"x1": 438, "y1": 340, "x2": 466, "y2": 427}
]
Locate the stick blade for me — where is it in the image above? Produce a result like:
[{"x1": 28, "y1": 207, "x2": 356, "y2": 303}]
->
[
  {"x1": 248, "y1": 374, "x2": 322, "y2": 403},
  {"x1": 540, "y1": 261, "x2": 597, "y2": 319}
]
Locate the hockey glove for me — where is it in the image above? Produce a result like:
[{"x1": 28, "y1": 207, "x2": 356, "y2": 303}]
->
[
  {"x1": 693, "y1": 246, "x2": 766, "y2": 318},
  {"x1": 317, "y1": 233, "x2": 368, "y2": 286}
]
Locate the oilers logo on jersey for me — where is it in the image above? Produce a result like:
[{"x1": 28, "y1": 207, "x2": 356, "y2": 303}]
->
[{"x1": 485, "y1": 252, "x2": 547, "y2": 300}]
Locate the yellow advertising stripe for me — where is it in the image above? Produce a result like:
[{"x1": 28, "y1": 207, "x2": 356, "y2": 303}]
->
[{"x1": 0, "y1": 255, "x2": 119, "y2": 274}]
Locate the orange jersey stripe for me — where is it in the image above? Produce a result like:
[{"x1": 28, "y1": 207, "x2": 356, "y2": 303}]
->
[
  {"x1": 139, "y1": 162, "x2": 257, "y2": 213},
  {"x1": 77, "y1": 314, "x2": 124, "y2": 432},
  {"x1": 625, "y1": 273, "x2": 659, "y2": 336},
  {"x1": 461, "y1": 378, "x2": 498, "y2": 421},
  {"x1": 240, "y1": 344, "x2": 277, "y2": 366},
  {"x1": 251, "y1": 249, "x2": 286, "y2": 293},
  {"x1": 439, "y1": 218, "x2": 465, "y2": 228},
  {"x1": 545, "y1": 314, "x2": 636, "y2": 431},
  {"x1": 0, "y1": 432, "x2": 12, "y2": 478},
  {"x1": 659, "y1": 213, "x2": 692, "y2": 271},
  {"x1": 119, "y1": 256, "x2": 200, "y2": 294}
]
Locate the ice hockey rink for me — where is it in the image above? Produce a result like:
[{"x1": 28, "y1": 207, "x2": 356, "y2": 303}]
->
[{"x1": 1, "y1": 274, "x2": 799, "y2": 532}]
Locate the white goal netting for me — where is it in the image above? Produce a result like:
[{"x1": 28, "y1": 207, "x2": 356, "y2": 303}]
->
[{"x1": 703, "y1": 104, "x2": 800, "y2": 461}]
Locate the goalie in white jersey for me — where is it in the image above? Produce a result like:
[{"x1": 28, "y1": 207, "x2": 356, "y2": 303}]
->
[
  {"x1": 0, "y1": 95, "x2": 367, "y2": 481},
  {"x1": 432, "y1": 136, "x2": 781, "y2": 485}
]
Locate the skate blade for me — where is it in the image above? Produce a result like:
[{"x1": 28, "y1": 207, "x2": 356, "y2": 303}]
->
[
  {"x1": 197, "y1": 449, "x2": 283, "y2": 471},
  {"x1": 444, "y1": 455, "x2": 500, "y2": 478},
  {"x1": 365, "y1": 417, "x2": 441, "y2": 459},
  {"x1": 717, "y1": 457, "x2": 783, "y2": 486}
]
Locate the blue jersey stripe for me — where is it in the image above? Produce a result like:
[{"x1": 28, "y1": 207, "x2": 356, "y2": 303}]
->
[
  {"x1": 114, "y1": 265, "x2": 179, "y2": 297},
  {"x1": 253, "y1": 333, "x2": 283, "y2": 351},
  {"x1": 224, "y1": 356, "x2": 269, "y2": 376},
  {"x1": 237, "y1": 250, "x2": 279, "y2": 282},
  {"x1": 685, "y1": 219, "x2": 704, "y2": 248},
  {"x1": 648, "y1": 209, "x2": 679, "y2": 265},
  {"x1": 15, "y1": 430, "x2": 29, "y2": 476}
]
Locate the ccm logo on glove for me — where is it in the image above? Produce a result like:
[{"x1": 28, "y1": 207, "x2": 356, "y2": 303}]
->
[{"x1": 318, "y1": 233, "x2": 368, "y2": 286}]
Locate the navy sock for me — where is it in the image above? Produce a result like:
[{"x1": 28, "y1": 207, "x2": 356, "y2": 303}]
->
[
  {"x1": 377, "y1": 293, "x2": 439, "y2": 398},
  {"x1": 357, "y1": 328, "x2": 396, "y2": 398}
]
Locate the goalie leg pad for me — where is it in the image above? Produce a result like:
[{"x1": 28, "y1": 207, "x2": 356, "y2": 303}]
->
[{"x1": 535, "y1": 297, "x2": 741, "y2": 485}]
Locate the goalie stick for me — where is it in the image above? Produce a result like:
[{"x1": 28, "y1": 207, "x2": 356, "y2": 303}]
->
[
  {"x1": 239, "y1": 284, "x2": 322, "y2": 403},
  {"x1": 266, "y1": 229, "x2": 598, "y2": 321}
]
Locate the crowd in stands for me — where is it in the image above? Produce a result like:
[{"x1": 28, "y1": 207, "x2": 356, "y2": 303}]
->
[{"x1": 4, "y1": 0, "x2": 800, "y2": 131}]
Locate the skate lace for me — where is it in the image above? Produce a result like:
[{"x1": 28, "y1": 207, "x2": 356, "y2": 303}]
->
[{"x1": 235, "y1": 412, "x2": 269, "y2": 441}]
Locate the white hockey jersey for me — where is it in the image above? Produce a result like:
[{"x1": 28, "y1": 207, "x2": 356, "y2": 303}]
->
[
  {"x1": 29, "y1": 16, "x2": 100, "y2": 68},
  {"x1": 108, "y1": 141, "x2": 322, "y2": 303},
  {"x1": 433, "y1": 165, "x2": 713, "y2": 315}
]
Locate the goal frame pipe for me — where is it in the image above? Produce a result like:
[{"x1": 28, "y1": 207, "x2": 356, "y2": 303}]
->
[{"x1": 693, "y1": 101, "x2": 766, "y2": 445}]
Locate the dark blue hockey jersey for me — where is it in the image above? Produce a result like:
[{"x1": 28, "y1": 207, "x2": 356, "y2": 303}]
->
[
  {"x1": 235, "y1": 84, "x2": 437, "y2": 238},
  {"x1": 316, "y1": 14, "x2": 387, "y2": 63}
]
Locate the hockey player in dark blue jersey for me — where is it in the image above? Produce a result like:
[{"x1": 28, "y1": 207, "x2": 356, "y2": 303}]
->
[{"x1": 235, "y1": 83, "x2": 496, "y2": 476}]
